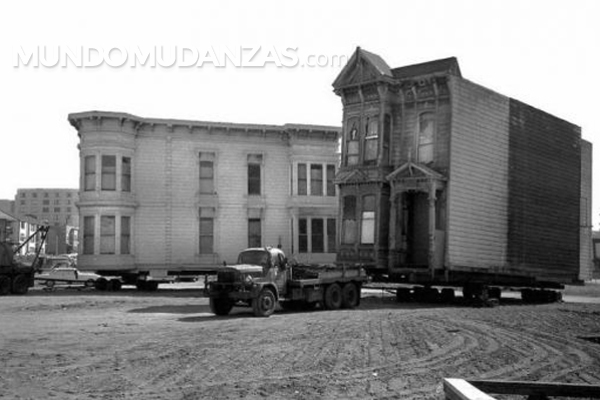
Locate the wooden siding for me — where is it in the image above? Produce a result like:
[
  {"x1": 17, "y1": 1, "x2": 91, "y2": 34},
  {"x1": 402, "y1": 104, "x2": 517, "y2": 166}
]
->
[
  {"x1": 580, "y1": 140, "x2": 593, "y2": 280},
  {"x1": 507, "y1": 99, "x2": 581, "y2": 282},
  {"x1": 73, "y1": 113, "x2": 339, "y2": 272},
  {"x1": 447, "y1": 77, "x2": 510, "y2": 269}
]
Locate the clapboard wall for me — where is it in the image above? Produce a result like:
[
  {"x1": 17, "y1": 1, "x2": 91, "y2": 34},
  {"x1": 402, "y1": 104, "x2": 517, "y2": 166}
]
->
[
  {"x1": 507, "y1": 99, "x2": 581, "y2": 282},
  {"x1": 446, "y1": 77, "x2": 510, "y2": 270}
]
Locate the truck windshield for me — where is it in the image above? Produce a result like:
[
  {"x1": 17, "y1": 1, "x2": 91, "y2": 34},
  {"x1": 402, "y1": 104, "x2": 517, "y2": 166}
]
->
[{"x1": 237, "y1": 250, "x2": 269, "y2": 267}]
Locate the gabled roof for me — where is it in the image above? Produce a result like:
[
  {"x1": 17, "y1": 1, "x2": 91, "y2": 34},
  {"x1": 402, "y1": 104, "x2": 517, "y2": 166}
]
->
[
  {"x1": 360, "y1": 48, "x2": 393, "y2": 78},
  {"x1": 332, "y1": 47, "x2": 394, "y2": 90},
  {"x1": 391, "y1": 57, "x2": 461, "y2": 80},
  {"x1": 386, "y1": 161, "x2": 445, "y2": 182},
  {"x1": 333, "y1": 48, "x2": 462, "y2": 91}
]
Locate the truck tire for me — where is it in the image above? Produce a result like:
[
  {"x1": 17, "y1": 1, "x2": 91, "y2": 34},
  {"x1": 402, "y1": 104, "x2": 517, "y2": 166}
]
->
[
  {"x1": 85, "y1": 279, "x2": 95, "y2": 288},
  {"x1": 252, "y1": 288, "x2": 277, "y2": 317},
  {"x1": 0, "y1": 276, "x2": 10, "y2": 295},
  {"x1": 210, "y1": 298, "x2": 234, "y2": 316},
  {"x1": 45, "y1": 280, "x2": 55, "y2": 288},
  {"x1": 95, "y1": 278, "x2": 108, "y2": 291},
  {"x1": 11, "y1": 274, "x2": 29, "y2": 295},
  {"x1": 341, "y1": 282, "x2": 359, "y2": 309},
  {"x1": 324, "y1": 283, "x2": 342, "y2": 310}
]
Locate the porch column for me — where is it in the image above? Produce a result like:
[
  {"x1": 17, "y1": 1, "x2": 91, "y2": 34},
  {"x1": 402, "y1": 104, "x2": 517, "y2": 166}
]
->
[{"x1": 428, "y1": 180, "x2": 437, "y2": 271}]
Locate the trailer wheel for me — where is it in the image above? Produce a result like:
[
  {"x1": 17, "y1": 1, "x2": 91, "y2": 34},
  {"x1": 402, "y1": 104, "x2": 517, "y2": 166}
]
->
[
  {"x1": 440, "y1": 288, "x2": 455, "y2": 303},
  {"x1": 253, "y1": 288, "x2": 277, "y2": 317},
  {"x1": 11, "y1": 274, "x2": 29, "y2": 295},
  {"x1": 324, "y1": 283, "x2": 343, "y2": 310},
  {"x1": 210, "y1": 298, "x2": 234, "y2": 316},
  {"x1": 110, "y1": 279, "x2": 122, "y2": 291},
  {"x1": 0, "y1": 276, "x2": 10, "y2": 295},
  {"x1": 45, "y1": 280, "x2": 56, "y2": 288},
  {"x1": 341, "y1": 283, "x2": 359, "y2": 309}
]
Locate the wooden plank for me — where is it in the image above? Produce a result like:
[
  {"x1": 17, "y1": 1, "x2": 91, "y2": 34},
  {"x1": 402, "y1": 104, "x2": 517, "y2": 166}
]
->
[
  {"x1": 469, "y1": 380, "x2": 600, "y2": 398},
  {"x1": 443, "y1": 378, "x2": 497, "y2": 400}
]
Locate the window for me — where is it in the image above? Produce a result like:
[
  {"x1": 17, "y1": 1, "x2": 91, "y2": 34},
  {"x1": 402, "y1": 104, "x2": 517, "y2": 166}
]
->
[
  {"x1": 248, "y1": 219, "x2": 261, "y2": 247},
  {"x1": 42, "y1": 207, "x2": 49, "y2": 213},
  {"x1": 122, "y1": 157, "x2": 131, "y2": 192},
  {"x1": 326, "y1": 165, "x2": 336, "y2": 196},
  {"x1": 44, "y1": 193, "x2": 49, "y2": 198},
  {"x1": 361, "y1": 195, "x2": 376, "y2": 244},
  {"x1": 32, "y1": 193, "x2": 37, "y2": 198},
  {"x1": 364, "y1": 117, "x2": 379, "y2": 163},
  {"x1": 199, "y1": 153, "x2": 215, "y2": 194},
  {"x1": 54, "y1": 200, "x2": 60, "y2": 205},
  {"x1": 248, "y1": 154, "x2": 262, "y2": 195},
  {"x1": 199, "y1": 218, "x2": 214, "y2": 254},
  {"x1": 66, "y1": 207, "x2": 72, "y2": 213},
  {"x1": 83, "y1": 216, "x2": 94, "y2": 255},
  {"x1": 311, "y1": 219, "x2": 324, "y2": 253},
  {"x1": 298, "y1": 164, "x2": 307, "y2": 196},
  {"x1": 346, "y1": 120, "x2": 359, "y2": 165},
  {"x1": 298, "y1": 219, "x2": 308, "y2": 253},
  {"x1": 298, "y1": 217, "x2": 337, "y2": 253},
  {"x1": 54, "y1": 207, "x2": 60, "y2": 213},
  {"x1": 310, "y1": 165, "x2": 323, "y2": 196},
  {"x1": 121, "y1": 216, "x2": 130, "y2": 254},
  {"x1": 84, "y1": 155, "x2": 96, "y2": 191},
  {"x1": 101, "y1": 155, "x2": 116, "y2": 191},
  {"x1": 67, "y1": 193, "x2": 72, "y2": 198},
  {"x1": 43, "y1": 200, "x2": 49, "y2": 205},
  {"x1": 100, "y1": 216, "x2": 115, "y2": 254},
  {"x1": 383, "y1": 114, "x2": 391, "y2": 164},
  {"x1": 418, "y1": 112, "x2": 434, "y2": 164},
  {"x1": 342, "y1": 196, "x2": 357, "y2": 244}
]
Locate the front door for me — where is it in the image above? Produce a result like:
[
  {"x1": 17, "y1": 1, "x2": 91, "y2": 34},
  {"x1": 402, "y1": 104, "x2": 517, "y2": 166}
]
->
[{"x1": 405, "y1": 192, "x2": 429, "y2": 266}]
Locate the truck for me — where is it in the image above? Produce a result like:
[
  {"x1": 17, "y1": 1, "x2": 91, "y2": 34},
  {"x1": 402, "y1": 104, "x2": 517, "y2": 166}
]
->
[
  {"x1": 0, "y1": 224, "x2": 50, "y2": 295},
  {"x1": 206, "y1": 247, "x2": 368, "y2": 317}
]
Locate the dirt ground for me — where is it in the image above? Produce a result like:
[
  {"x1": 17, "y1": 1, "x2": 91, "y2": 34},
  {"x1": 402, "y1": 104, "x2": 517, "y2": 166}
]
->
[{"x1": 1, "y1": 283, "x2": 600, "y2": 400}]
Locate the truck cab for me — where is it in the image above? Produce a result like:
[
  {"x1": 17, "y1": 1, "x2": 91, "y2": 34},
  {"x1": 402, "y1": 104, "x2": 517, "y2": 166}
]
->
[{"x1": 207, "y1": 247, "x2": 289, "y2": 317}]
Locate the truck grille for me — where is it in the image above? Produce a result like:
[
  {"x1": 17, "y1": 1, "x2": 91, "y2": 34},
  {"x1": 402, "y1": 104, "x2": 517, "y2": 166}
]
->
[{"x1": 217, "y1": 270, "x2": 238, "y2": 283}]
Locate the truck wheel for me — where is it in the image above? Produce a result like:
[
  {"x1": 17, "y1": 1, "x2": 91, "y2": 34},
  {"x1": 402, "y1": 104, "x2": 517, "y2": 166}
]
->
[
  {"x1": 0, "y1": 277, "x2": 10, "y2": 295},
  {"x1": 45, "y1": 280, "x2": 55, "y2": 289},
  {"x1": 210, "y1": 298, "x2": 234, "y2": 316},
  {"x1": 95, "y1": 278, "x2": 108, "y2": 291},
  {"x1": 324, "y1": 283, "x2": 342, "y2": 310},
  {"x1": 11, "y1": 274, "x2": 29, "y2": 295},
  {"x1": 85, "y1": 279, "x2": 95, "y2": 288},
  {"x1": 252, "y1": 288, "x2": 277, "y2": 317},
  {"x1": 341, "y1": 283, "x2": 359, "y2": 309}
]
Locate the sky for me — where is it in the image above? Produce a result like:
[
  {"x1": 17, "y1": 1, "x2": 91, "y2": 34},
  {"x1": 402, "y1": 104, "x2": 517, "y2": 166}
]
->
[{"x1": 1, "y1": 0, "x2": 599, "y2": 226}]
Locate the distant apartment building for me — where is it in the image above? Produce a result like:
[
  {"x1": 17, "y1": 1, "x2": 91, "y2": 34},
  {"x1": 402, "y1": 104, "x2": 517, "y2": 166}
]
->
[
  {"x1": 15, "y1": 189, "x2": 79, "y2": 227},
  {"x1": 14, "y1": 189, "x2": 79, "y2": 255},
  {"x1": 68, "y1": 111, "x2": 340, "y2": 276}
]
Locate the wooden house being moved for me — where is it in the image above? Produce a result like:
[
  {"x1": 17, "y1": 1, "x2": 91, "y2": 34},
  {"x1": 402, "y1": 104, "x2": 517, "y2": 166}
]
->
[{"x1": 333, "y1": 48, "x2": 593, "y2": 292}]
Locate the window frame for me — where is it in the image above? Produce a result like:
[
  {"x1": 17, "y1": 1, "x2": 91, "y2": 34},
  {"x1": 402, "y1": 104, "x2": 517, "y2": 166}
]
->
[{"x1": 101, "y1": 155, "x2": 117, "y2": 191}]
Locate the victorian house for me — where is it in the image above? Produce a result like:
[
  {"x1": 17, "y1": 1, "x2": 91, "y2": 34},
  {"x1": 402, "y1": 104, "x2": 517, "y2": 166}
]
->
[{"x1": 333, "y1": 48, "x2": 592, "y2": 283}]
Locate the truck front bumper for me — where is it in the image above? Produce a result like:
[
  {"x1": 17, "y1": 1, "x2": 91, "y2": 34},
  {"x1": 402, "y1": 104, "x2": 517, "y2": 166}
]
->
[{"x1": 207, "y1": 282, "x2": 258, "y2": 301}]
